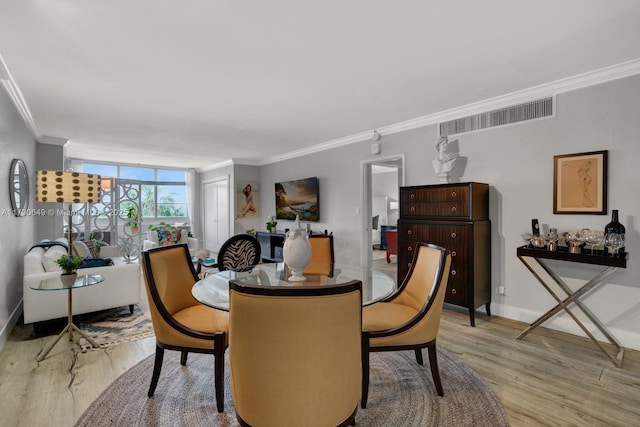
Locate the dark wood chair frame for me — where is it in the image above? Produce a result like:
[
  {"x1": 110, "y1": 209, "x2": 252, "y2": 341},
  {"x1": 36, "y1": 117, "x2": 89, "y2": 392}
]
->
[
  {"x1": 308, "y1": 234, "x2": 335, "y2": 277},
  {"x1": 142, "y1": 244, "x2": 227, "y2": 413},
  {"x1": 361, "y1": 242, "x2": 450, "y2": 408},
  {"x1": 229, "y1": 279, "x2": 362, "y2": 427}
]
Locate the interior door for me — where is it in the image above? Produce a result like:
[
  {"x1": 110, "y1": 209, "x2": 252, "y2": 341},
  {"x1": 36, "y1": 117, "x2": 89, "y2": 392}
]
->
[{"x1": 203, "y1": 177, "x2": 230, "y2": 253}]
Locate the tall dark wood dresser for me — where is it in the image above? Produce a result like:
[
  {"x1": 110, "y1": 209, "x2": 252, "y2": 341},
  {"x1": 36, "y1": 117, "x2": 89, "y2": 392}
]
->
[{"x1": 398, "y1": 182, "x2": 491, "y2": 326}]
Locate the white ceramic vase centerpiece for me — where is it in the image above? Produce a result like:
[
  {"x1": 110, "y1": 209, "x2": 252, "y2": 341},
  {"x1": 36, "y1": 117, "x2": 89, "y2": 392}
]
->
[{"x1": 282, "y1": 215, "x2": 312, "y2": 281}]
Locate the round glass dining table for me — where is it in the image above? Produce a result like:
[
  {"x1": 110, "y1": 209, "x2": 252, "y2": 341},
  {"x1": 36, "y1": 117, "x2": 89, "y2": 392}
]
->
[{"x1": 192, "y1": 263, "x2": 396, "y2": 311}]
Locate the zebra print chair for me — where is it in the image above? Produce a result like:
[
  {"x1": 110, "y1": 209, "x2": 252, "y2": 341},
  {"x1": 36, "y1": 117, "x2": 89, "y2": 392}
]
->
[{"x1": 214, "y1": 234, "x2": 262, "y2": 272}]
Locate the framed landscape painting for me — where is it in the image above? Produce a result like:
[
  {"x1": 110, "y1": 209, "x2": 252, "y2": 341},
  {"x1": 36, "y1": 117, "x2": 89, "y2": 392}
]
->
[
  {"x1": 553, "y1": 150, "x2": 607, "y2": 215},
  {"x1": 275, "y1": 177, "x2": 319, "y2": 222}
]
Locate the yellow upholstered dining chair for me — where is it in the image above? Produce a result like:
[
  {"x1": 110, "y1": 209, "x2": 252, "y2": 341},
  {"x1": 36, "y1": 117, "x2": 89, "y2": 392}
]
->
[
  {"x1": 304, "y1": 235, "x2": 335, "y2": 277},
  {"x1": 141, "y1": 244, "x2": 228, "y2": 412},
  {"x1": 229, "y1": 280, "x2": 362, "y2": 427},
  {"x1": 360, "y1": 242, "x2": 451, "y2": 408}
]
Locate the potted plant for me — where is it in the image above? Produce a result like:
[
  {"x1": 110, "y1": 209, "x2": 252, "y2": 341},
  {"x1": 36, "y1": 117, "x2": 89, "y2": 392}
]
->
[
  {"x1": 55, "y1": 254, "x2": 83, "y2": 287},
  {"x1": 88, "y1": 231, "x2": 103, "y2": 257},
  {"x1": 125, "y1": 206, "x2": 141, "y2": 234},
  {"x1": 147, "y1": 221, "x2": 177, "y2": 232},
  {"x1": 266, "y1": 215, "x2": 277, "y2": 233}
]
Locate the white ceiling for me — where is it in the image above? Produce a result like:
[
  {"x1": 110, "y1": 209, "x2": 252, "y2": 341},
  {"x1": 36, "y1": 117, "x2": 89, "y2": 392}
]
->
[{"x1": 1, "y1": 1, "x2": 640, "y2": 170}]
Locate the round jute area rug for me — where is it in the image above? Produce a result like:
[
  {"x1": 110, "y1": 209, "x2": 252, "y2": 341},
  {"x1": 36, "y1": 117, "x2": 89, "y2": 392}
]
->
[{"x1": 76, "y1": 347, "x2": 509, "y2": 426}]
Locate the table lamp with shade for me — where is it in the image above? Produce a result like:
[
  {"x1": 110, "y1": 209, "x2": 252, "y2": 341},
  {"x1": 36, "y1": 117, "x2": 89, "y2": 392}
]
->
[{"x1": 36, "y1": 170, "x2": 101, "y2": 256}]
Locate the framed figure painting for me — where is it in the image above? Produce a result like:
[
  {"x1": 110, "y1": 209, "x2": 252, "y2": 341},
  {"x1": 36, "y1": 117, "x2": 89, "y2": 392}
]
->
[
  {"x1": 237, "y1": 181, "x2": 259, "y2": 219},
  {"x1": 553, "y1": 150, "x2": 607, "y2": 215}
]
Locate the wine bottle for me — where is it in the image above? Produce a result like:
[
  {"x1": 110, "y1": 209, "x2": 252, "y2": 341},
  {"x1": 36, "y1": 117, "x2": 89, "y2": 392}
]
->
[
  {"x1": 604, "y1": 209, "x2": 625, "y2": 255},
  {"x1": 531, "y1": 219, "x2": 540, "y2": 236}
]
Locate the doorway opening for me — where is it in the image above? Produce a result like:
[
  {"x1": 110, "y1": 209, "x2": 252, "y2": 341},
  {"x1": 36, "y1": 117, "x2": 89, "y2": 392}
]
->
[{"x1": 360, "y1": 155, "x2": 404, "y2": 282}]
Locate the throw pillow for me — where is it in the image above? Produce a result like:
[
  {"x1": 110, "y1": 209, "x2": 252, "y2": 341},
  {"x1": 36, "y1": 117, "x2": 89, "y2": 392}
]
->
[
  {"x1": 84, "y1": 240, "x2": 101, "y2": 258},
  {"x1": 72, "y1": 241, "x2": 91, "y2": 258},
  {"x1": 29, "y1": 240, "x2": 68, "y2": 252},
  {"x1": 157, "y1": 228, "x2": 180, "y2": 246},
  {"x1": 147, "y1": 231, "x2": 159, "y2": 243},
  {"x1": 42, "y1": 245, "x2": 68, "y2": 272},
  {"x1": 24, "y1": 247, "x2": 46, "y2": 273}
]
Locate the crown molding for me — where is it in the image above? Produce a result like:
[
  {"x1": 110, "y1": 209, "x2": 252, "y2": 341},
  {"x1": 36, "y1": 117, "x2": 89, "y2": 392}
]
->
[
  {"x1": 198, "y1": 159, "x2": 234, "y2": 173},
  {"x1": 39, "y1": 135, "x2": 69, "y2": 146},
  {"x1": 256, "y1": 58, "x2": 640, "y2": 165},
  {"x1": 257, "y1": 131, "x2": 373, "y2": 166},
  {"x1": 0, "y1": 53, "x2": 41, "y2": 140}
]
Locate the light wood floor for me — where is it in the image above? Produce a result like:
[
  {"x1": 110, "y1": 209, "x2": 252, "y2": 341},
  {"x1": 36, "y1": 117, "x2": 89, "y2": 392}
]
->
[{"x1": 1, "y1": 271, "x2": 639, "y2": 426}]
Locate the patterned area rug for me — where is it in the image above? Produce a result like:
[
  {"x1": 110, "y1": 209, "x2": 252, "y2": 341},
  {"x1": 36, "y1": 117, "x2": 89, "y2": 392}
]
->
[
  {"x1": 77, "y1": 305, "x2": 154, "y2": 352},
  {"x1": 75, "y1": 347, "x2": 510, "y2": 426}
]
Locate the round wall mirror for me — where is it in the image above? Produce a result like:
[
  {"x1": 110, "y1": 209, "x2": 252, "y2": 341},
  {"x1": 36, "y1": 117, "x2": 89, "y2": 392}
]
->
[{"x1": 9, "y1": 158, "x2": 29, "y2": 216}]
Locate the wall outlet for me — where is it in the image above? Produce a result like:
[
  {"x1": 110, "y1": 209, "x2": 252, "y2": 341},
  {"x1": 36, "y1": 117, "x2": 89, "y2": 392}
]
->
[{"x1": 498, "y1": 286, "x2": 506, "y2": 295}]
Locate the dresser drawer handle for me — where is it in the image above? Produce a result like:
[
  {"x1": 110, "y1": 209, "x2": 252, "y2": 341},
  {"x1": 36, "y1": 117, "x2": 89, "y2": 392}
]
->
[
  {"x1": 410, "y1": 193, "x2": 416, "y2": 199},
  {"x1": 410, "y1": 206, "x2": 416, "y2": 212},
  {"x1": 407, "y1": 262, "x2": 412, "y2": 268},
  {"x1": 451, "y1": 232, "x2": 457, "y2": 238},
  {"x1": 451, "y1": 288, "x2": 457, "y2": 294},
  {"x1": 451, "y1": 191, "x2": 457, "y2": 197},
  {"x1": 451, "y1": 206, "x2": 457, "y2": 212},
  {"x1": 407, "y1": 230, "x2": 412, "y2": 235},
  {"x1": 407, "y1": 246, "x2": 413, "y2": 252},
  {"x1": 451, "y1": 251, "x2": 457, "y2": 257},
  {"x1": 451, "y1": 270, "x2": 457, "y2": 276}
]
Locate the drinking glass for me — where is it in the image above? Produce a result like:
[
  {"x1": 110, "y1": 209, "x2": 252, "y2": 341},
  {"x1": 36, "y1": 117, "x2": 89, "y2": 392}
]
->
[
  {"x1": 604, "y1": 232, "x2": 623, "y2": 256},
  {"x1": 541, "y1": 233, "x2": 559, "y2": 251},
  {"x1": 565, "y1": 231, "x2": 585, "y2": 253},
  {"x1": 584, "y1": 231, "x2": 604, "y2": 254}
]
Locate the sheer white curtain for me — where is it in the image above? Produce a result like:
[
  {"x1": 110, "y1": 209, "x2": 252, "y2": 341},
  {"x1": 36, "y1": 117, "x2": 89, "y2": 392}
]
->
[{"x1": 185, "y1": 168, "x2": 196, "y2": 227}]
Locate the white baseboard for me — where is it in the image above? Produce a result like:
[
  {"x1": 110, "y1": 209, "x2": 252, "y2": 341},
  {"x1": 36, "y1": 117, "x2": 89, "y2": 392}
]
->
[
  {"x1": 0, "y1": 300, "x2": 23, "y2": 352},
  {"x1": 489, "y1": 302, "x2": 640, "y2": 352}
]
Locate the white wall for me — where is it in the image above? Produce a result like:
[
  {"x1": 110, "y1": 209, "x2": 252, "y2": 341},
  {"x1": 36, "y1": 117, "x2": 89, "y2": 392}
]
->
[
  {"x1": 258, "y1": 74, "x2": 640, "y2": 350},
  {"x1": 0, "y1": 87, "x2": 36, "y2": 349},
  {"x1": 35, "y1": 142, "x2": 64, "y2": 241}
]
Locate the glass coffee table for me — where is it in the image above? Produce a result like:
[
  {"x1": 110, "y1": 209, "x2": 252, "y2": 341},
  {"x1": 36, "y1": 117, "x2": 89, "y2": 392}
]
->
[
  {"x1": 192, "y1": 263, "x2": 396, "y2": 311},
  {"x1": 30, "y1": 274, "x2": 105, "y2": 361}
]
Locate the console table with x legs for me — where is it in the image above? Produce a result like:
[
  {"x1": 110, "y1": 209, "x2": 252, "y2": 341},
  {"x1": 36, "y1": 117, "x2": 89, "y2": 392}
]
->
[{"x1": 516, "y1": 245, "x2": 627, "y2": 367}]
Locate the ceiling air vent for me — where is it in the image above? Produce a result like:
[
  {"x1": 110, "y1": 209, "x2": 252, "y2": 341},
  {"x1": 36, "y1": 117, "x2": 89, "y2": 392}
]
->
[{"x1": 439, "y1": 97, "x2": 553, "y2": 137}]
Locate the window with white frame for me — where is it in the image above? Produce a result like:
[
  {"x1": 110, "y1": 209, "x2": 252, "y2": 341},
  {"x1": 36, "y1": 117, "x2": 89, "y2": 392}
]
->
[{"x1": 81, "y1": 162, "x2": 188, "y2": 220}]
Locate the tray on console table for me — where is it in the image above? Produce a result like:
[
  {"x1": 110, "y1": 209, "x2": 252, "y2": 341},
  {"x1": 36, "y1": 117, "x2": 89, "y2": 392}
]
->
[{"x1": 517, "y1": 245, "x2": 627, "y2": 268}]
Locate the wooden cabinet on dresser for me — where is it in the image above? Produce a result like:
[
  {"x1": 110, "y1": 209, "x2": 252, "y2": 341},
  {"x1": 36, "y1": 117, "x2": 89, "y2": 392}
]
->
[{"x1": 398, "y1": 182, "x2": 491, "y2": 326}]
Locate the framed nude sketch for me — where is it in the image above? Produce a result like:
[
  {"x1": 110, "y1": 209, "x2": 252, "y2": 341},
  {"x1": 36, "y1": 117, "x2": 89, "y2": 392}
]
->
[{"x1": 553, "y1": 150, "x2": 607, "y2": 214}]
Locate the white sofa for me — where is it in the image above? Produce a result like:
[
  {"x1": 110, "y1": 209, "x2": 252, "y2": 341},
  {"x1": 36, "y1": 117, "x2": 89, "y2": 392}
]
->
[{"x1": 23, "y1": 239, "x2": 142, "y2": 324}]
